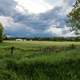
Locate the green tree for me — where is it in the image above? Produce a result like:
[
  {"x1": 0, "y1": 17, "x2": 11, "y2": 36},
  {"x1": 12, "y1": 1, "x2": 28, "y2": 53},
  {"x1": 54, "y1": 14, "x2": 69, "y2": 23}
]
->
[
  {"x1": 68, "y1": 0, "x2": 80, "y2": 34},
  {"x1": 0, "y1": 23, "x2": 3, "y2": 42}
]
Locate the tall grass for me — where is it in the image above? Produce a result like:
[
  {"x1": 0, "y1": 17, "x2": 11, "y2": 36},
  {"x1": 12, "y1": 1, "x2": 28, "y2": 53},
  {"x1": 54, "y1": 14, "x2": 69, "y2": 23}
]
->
[{"x1": 0, "y1": 41, "x2": 80, "y2": 80}]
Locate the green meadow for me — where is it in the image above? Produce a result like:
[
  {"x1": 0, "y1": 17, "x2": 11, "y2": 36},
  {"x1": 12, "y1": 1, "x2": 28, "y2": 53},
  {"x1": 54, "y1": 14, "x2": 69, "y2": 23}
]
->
[{"x1": 0, "y1": 41, "x2": 80, "y2": 80}]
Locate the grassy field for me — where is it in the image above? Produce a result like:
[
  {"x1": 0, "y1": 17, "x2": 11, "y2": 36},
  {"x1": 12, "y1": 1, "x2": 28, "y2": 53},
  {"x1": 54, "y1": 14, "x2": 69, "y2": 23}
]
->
[{"x1": 0, "y1": 41, "x2": 80, "y2": 80}]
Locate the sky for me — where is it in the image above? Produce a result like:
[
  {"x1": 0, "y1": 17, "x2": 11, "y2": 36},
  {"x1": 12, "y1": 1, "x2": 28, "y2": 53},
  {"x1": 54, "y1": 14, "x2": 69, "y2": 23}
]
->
[
  {"x1": 15, "y1": 0, "x2": 53, "y2": 14},
  {"x1": 0, "y1": 0, "x2": 77, "y2": 37},
  {"x1": 14, "y1": 0, "x2": 75, "y2": 14}
]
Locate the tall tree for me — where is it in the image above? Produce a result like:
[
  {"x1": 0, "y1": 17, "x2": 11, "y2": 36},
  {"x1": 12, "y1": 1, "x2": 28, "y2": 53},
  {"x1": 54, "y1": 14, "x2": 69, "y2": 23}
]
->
[
  {"x1": 0, "y1": 23, "x2": 3, "y2": 42},
  {"x1": 68, "y1": 0, "x2": 80, "y2": 34}
]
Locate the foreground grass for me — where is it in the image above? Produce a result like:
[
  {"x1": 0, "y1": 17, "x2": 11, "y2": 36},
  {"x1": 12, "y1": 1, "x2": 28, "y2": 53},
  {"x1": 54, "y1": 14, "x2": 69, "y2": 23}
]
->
[{"x1": 0, "y1": 41, "x2": 80, "y2": 80}]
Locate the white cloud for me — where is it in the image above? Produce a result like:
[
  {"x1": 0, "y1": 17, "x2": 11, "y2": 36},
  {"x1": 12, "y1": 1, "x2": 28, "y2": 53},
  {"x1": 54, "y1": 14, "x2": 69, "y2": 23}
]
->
[
  {"x1": 15, "y1": 5, "x2": 26, "y2": 14},
  {"x1": 0, "y1": 16, "x2": 13, "y2": 27},
  {"x1": 46, "y1": 27, "x2": 63, "y2": 36},
  {"x1": 15, "y1": 0, "x2": 53, "y2": 14},
  {"x1": 63, "y1": 31, "x2": 79, "y2": 37},
  {"x1": 46, "y1": 0, "x2": 76, "y2": 15}
]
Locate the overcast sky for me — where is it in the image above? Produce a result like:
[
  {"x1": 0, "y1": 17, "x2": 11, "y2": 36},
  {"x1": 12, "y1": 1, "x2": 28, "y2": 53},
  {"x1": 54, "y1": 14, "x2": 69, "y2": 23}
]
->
[
  {"x1": 0, "y1": 0, "x2": 76, "y2": 37},
  {"x1": 15, "y1": 0, "x2": 75, "y2": 14}
]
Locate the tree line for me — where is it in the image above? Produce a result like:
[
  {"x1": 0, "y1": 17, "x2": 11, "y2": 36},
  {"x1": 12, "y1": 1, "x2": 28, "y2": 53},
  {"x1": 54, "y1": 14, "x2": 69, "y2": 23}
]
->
[{"x1": 4, "y1": 37, "x2": 80, "y2": 41}]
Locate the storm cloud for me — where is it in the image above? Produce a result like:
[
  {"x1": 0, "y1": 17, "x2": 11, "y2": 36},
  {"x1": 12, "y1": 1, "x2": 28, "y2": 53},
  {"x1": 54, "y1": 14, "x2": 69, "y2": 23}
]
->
[{"x1": 0, "y1": 0, "x2": 76, "y2": 37}]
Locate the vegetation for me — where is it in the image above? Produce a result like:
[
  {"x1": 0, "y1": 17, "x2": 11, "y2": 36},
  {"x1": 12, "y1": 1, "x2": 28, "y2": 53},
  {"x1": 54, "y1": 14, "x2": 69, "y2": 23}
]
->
[
  {"x1": 68, "y1": 0, "x2": 80, "y2": 33},
  {"x1": 0, "y1": 41, "x2": 80, "y2": 80},
  {"x1": 4, "y1": 37, "x2": 80, "y2": 41},
  {"x1": 0, "y1": 23, "x2": 3, "y2": 42},
  {"x1": 0, "y1": 0, "x2": 80, "y2": 80}
]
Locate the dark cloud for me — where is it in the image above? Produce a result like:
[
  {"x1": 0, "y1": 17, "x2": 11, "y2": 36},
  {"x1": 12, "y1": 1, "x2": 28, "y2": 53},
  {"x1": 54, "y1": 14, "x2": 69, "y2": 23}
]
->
[
  {"x1": 0, "y1": 0, "x2": 76, "y2": 37},
  {"x1": 0, "y1": 0, "x2": 17, "y2": 16}
]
